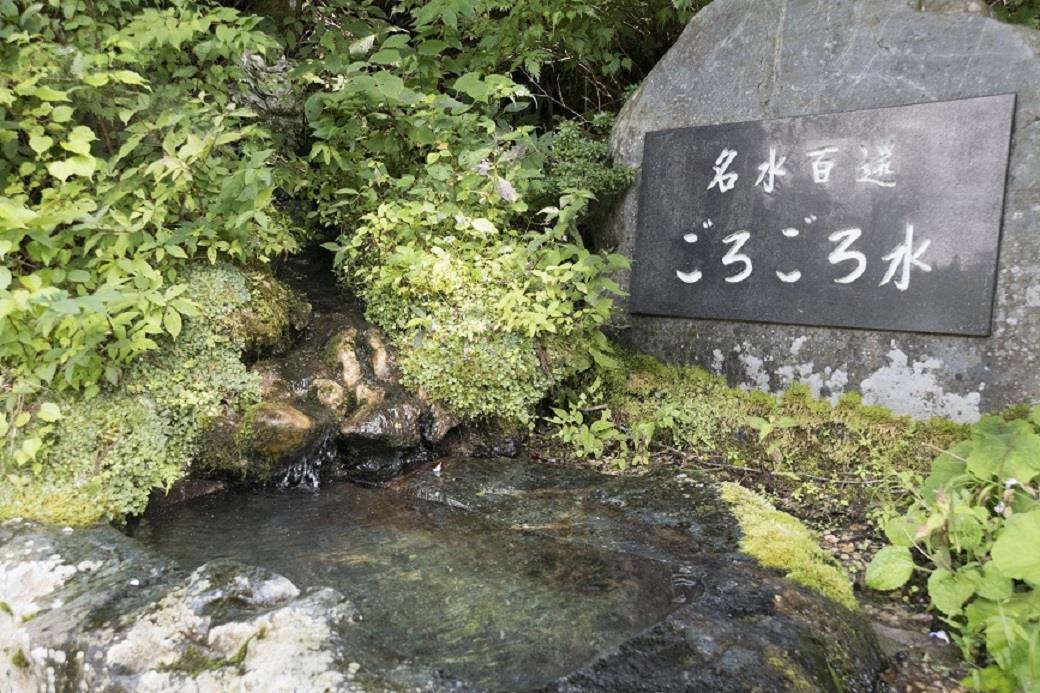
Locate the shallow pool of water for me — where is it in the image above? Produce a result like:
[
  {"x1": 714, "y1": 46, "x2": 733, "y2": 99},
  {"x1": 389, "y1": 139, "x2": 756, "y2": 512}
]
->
[{"x1": 136, "y1": 483, "x2": 679, "y2": 690}]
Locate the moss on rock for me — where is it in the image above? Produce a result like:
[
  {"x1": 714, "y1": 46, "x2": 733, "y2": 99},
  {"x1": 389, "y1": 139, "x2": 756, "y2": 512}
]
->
[
  {"x1": 0, "y1": 264, "x2": 306, "y2": 525},
  {"x1": 721, "y1": 482, "x2": 857, "y2": 610},
  {"x1": 556, "y1": 351, "x2": 965, "y2": 526}
]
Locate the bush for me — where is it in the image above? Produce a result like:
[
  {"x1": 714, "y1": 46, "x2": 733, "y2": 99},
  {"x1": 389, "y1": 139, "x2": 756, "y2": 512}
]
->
[
  {"x1": 0, "y1": 263, "x2": 304, "y2": 524},
  {"x1": 1, "y1": 0, "x2": 301, "y2": 463},
  {"x1": 865, "y1": 410, "x2": 1040, "y2": 692}
]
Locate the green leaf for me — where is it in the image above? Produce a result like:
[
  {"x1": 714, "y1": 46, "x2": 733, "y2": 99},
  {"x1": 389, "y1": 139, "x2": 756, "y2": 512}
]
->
[
  {"x1": 991, "y1": 509, "x2": 1040, "y2": 585},
  {"x1": 966, "y1": 420, "x2": 1040, "y2": 483},
  {"x1": 452, "y1": 72, "x2": 488, "y2": 101},
  {"x1": 29, "y1": 135, "x2": 53, "y2": 154},
  {"x1": 163, "y1": 308, "x2": 182, "y2": 338},
  {"x1": 33, "y1": 85, "x2": 69, "y2": 101},
  {"x1": 37, "y1": 402, "x2": 62, "y2": 422},
  {"x1": 47, "y1": 155, "x2": 96, "y2": 181},
  {"x1": 928, "y1": 568, "x2": 978, "y2": 616},
  {"x1": 349, "y1": 34, "x2": 376, "y2": 56},
  {"x1": 471, "y1": 218, "x2": 497, "y2": 234},
  {"x1": 0, "y1": 266, "x2": 10, "y2": 291},
  {"x1": 865, "y1": 546, "x2": 915, "y2": 590},
  {"x1": 976, "y1": 562, "x2": 1013, "y2": 601},
  {"x1": 50, "y1": 105, "x2": 73, "y2": 122},
  {"x1": 0, "y1": 198, "x2": 38, "y2": 228}
]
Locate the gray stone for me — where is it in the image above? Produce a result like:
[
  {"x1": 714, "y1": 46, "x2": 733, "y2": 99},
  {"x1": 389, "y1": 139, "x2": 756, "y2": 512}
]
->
[{"x1": 603, "y1": 0, "x2": 1040, "y2": 422}]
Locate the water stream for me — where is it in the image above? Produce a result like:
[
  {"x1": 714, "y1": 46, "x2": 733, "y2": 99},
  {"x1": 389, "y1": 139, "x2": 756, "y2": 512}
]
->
[{"x1": 136, "y1": 482, "x2": 680, "y2": 690}]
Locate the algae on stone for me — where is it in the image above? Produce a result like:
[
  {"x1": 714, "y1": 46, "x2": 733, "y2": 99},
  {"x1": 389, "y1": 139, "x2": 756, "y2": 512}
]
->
[
  {"x1": 721, "y1": 482, "x2": 856, "y2": 610},
  {"x1": 0, "y1": 264, "x2": 308, "y2": 525}
]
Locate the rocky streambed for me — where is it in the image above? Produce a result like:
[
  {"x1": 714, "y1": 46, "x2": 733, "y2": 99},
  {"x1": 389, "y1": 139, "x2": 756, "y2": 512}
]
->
[{"x1": 2, "y1": 458, "x2": 884, "y2": 692}]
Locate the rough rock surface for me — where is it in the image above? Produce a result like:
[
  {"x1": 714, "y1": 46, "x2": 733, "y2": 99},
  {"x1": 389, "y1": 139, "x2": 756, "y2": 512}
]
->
[
  {"x1": 603, "y1": 0, "x2": 1040, "y2": 422},
  {"x1": 181, "y1": 249, "x2": 474, "y2": 491},
  {"x1": 0, "y1": 520, "x2": 374, "y2": 692}
]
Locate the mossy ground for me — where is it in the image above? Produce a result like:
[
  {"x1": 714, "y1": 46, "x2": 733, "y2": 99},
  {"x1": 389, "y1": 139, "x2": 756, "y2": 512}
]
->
[
  {"x1": 542, "y1": 351, "x2": 965, "y2": 529},
  {"x1": 0, "y1": 264, "x2": 304, "y2": 526}
]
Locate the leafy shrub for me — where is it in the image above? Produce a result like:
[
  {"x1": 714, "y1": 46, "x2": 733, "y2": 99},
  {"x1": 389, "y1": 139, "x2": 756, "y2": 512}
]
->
[
  {"x1": 295, "y1": 1, "x2": 636, "y2": 422},
  {"x1": 1, "y1": 0, "x2": 300, "y2": 457},
  {"x1": 0, "y1": 263, "x2": 296, "y2": 524},
  {"x1": 865, "y1": 410, "x2": 1040, "y2": 692}
]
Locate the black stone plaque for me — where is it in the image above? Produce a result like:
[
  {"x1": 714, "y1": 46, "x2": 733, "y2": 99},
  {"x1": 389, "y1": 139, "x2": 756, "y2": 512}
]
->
[{"x1": 629, "y1": 94, "x2": 1016, "y2": 336}]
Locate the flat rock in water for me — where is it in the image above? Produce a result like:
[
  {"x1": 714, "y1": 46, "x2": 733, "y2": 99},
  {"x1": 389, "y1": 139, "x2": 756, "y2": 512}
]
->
[{"x1": 603, "y1": 0, "x2": 1040, "y2": 421}]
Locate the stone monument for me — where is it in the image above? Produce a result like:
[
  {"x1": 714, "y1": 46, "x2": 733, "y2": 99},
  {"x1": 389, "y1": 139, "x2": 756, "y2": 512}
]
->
[{"x1": 603, "y1": 0, "x2": 1040, "y2": 422}]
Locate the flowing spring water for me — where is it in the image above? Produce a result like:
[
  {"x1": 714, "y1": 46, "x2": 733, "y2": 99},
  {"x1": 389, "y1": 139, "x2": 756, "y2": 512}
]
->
[{"x1": 136, "y1": 482, "x2": 679, "y2": 690}]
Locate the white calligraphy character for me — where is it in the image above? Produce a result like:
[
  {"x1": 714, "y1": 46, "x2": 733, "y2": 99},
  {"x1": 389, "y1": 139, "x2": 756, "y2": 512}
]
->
[
  {"x1": 676, "y1": 231, "x2": 702, "y2": 283},
  {"x1": 721, "y1": 231, "x2": 752, "y2": 283},
  {"x1": 805, "y1": 146, "x2": 839, "y2": 184},
  {"x1": 827, "y1": 228, "x2": 867, "y2": 284},
  {"x1": 707, "y1": 149, "x2": 739, "y2": 193},
  {"x1": 879, "y1": 223, "x2": 931, "y2": 291},
  {"x1": 775, "y1": 227, "x2": 801, "y2": 283},
  {"x1": 754, "y1": 146, "x2": 788, "y2": 193},
  {"x1": 856, "y1": 143, "x2": 896, "y2": 188}
]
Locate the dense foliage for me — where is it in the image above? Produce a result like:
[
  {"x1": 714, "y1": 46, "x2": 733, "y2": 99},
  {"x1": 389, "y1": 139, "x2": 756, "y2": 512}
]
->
[
  {"x1": 2, "y1": 0, "x2": 692, "y2": 518},
  {"x1": 1, "y1": 0, "x2": 301, "y2": 481},
  {"x1": 866, "y1": 411, "x2": 1040, "y2": 692}
]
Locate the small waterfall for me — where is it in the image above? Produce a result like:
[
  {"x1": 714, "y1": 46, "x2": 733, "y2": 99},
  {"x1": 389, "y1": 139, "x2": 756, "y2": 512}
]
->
[{"x1": 277, "y1": 429, "x2": 338, "y2": 490}]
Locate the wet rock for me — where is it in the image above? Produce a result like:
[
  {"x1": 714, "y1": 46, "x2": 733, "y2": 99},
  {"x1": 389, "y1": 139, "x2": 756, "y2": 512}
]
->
[
  {"x1": 0, "y1": 519, "x2": 397, "y2": 692},
  {"x1": 195, "y1": 403, "x2": 325, "y2": 484},
  {"x1": 364, "y1": 328, "x2": 397, "y2": 384},
  {"x1": 250, "y1": 360, "x2": 292, "y2": 400},
  {"x1": 354, "y1": 382, "x2": 386, "y2": 409},
  {"x1": 437, "y1": 419, "x2": 524, "y2": 458},
  {"x1": 328, "y1": 328, "x2": 364, "y2": 389},
  {"x1": 340, "y1": 399, "x2": 423, "y2": 450},
  {"x1": 247, "y1": 402, "x2": 316, "y2": 459},
  {"x1": 149, "y1": 479, "x2": 227, "y2": 510},
  {"x1": 313, "y1": 378, "x2": 347, "y2": 411},
  {"x1": 422, "y1": 401, "x2": 460, "y2": 445}
]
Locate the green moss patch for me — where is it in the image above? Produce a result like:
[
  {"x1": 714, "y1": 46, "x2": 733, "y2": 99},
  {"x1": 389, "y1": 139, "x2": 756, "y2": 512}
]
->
[
  {"x1": 721, "y1": 482, "x2": 856, "y2": 610},
  {"x1": 548, "y1": 351, "x2": 965, "y2": 527},
  {"x1": 0, "y1": 264, "x2": 303, "y2": 525}
]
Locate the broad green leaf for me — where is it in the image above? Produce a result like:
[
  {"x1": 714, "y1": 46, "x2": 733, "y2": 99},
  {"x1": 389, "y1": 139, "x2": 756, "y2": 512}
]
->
[
  {"x1": 349, "y1": 34, "x2": 376, "y2": 56},
  {"x1": 453, "y1": 72, "x2": 488, "y2": 101},
  {"x1": 0, "y1": 266, "x2": 10, "y2": 291},
  {"x1": 966, "y1": 420, "x2": 1040, "y2": 483},
  {"x1": 991, "y1": 509, "x2": 1040, "y2": 585},
  {"x1": 33, "y1": 85, "x2": 69, "y2": 101},
  {"x1": 0, "y1": 198, "x2": 38, "y2": 228},
  {"x1": 50, "y1": 105, "x2": 73, "y2": 122},
  {"x1": 29, "y1": 135, "x2": 53, "y2": 154},
  {"x1": 928, "y1": 568, "x2": 978, "y2": 616},
  {"x1": 37, "y1": 402, "x2": 62, "y2": 422},
  {"x1": 471, "y1": 218, "x2": 497, "y2": 234},
  {"x1": 163, "y1": 308, "x2": 182, "y2": 338},
  {"x1": 865, "y1": 546, "x2": 914, "y2": 590},
  {"x1": 47, "y1": 155, "x2": 96, "y2": 181},
  {"x1": 976, "y1": 562, "x2": 1013, "y2": 601}
]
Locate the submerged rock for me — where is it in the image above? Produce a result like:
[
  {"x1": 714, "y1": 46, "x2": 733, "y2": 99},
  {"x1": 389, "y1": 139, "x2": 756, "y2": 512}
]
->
[
  {"x1": 390, "y1": 458, "x2": 885, "y2": 691},
  {"x1": 0, "y1": 519, "x2": 416, "y2": 692}
]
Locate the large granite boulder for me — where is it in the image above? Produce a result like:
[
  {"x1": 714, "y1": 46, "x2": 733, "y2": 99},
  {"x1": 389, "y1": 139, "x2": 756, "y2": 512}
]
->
[{"x1": 602, "y1": 0, "x2": 1040, "y2": 422}]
